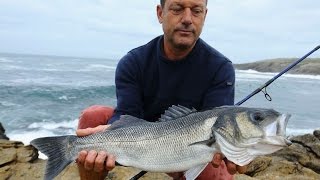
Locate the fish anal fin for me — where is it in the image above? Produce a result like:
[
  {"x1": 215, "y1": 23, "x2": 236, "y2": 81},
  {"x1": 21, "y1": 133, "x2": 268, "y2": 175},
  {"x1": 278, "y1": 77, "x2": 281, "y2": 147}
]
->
[{"x1": 185, "y1": 163, "x2": 208, "y2": 180}]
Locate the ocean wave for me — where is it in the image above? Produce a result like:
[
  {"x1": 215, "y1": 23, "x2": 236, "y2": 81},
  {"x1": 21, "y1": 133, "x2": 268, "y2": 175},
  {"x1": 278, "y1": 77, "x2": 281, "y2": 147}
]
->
[
  {"x1": 0, "y1": 101, "x2": 19, "y2": 107},
  {"x1": 28, "y1": 119, "x2": 78, "y2": 130},
  {"x1": 286, "y1": 128, "x2": 314, "y2": 136},
  {"x1": 0, "y1": 77, "x2": 115, "y2": 87},
  {"x1": 236, "y1": 69, "x2": 320, "y2": 80},
  {"x1": 0, "y1": 64, "x2": 29, "y2": 70},
  {"x1": 0, "y1": 57, "x2": 13, "y2": 63},
  {"x1": 87, "y1": 64, "x2": 116, "y2": 70}
]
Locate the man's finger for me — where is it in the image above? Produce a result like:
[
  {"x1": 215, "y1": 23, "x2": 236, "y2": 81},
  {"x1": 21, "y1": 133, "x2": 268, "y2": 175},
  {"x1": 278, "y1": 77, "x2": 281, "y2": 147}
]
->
[
  {"x1": 77, "y1": 150, "x2": 88, "y2": 165},
  {"x1": 84, "y1": 150, "x2": 98, "y2": 170},
  {"x1": 225, "y1": 159, "x2": 237, "y2": 175},
  {"x1": 76, "y1": 128, "x2": 94, "y2": 137},
  {"x1": 211, "y1": 153, "x2": 223, "y2": 168},
  {"x1": 76, "y1": 125, "x2": 110, "y2": 137},
  {"x1": 237, "y1": 165, "x2": 247, "y2": 174},
  {"x1": 94, "y1": 151, "x2": 108, "y2": 172},
  {"x1": 105, "y1": 153, "x2": 116, "y2": 171}
]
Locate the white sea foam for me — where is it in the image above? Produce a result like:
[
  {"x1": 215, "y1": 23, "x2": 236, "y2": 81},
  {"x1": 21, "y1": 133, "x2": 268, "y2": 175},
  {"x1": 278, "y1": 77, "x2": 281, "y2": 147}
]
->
[
  {"x1": 88, "y1": 64, "x2": 116, "y2": 70},
  {"x1": 28, "y1": 119, "x2": 78, "y2": 130},
  {"x1": 58, "y1": 95, "x2": 76, "y2": 101},
  {"x1": 7, "y1": 130, "x2": 58, "y2": 159},
  {"x1": 0, "y1": 101, "x2": 18, "y2": 107},
  {"x1": 0, "y1": 57, "x2": 13, "y2": 63},
  {"x1": 7, "y1": 119, "x2": 78, "y2": 159},
  {"x1": 286, "y1": 128, "x2": 314, "y2": 136},
  {"x1": 236, "y1": 70, "x2": 320, "y2": 80},
  {"x1": 7, "y1": 77, "x2": 55, "y2": 85},
  {"x1": 0, "y1": 65, "x2": 29, "y2": 71}
]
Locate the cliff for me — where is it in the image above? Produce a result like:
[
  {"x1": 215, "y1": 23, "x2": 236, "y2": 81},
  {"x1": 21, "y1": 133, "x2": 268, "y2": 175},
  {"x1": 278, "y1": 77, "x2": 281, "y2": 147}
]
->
[
  {"x1": 234, "y1": 58, "x2": 320, "y2": 75},
  {"x1": 1, "y1": 122, "x2": 320, "y2": 179}
]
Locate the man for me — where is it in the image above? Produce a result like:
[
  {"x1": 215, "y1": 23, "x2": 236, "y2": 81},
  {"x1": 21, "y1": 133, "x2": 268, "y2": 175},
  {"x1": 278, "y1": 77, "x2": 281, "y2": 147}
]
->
[{"x1": 76, "y1": 0, "x2": 246, "y2": 179}]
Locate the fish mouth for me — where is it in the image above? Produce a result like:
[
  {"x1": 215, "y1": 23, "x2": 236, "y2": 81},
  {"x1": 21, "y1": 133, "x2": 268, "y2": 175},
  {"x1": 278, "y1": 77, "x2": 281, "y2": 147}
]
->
[
  {"x1": 277, "y1": 113, "x2": 290, "y2": 137},
  {"x1": 262, "y1": 113, "x2": 292, "y2": 146}
]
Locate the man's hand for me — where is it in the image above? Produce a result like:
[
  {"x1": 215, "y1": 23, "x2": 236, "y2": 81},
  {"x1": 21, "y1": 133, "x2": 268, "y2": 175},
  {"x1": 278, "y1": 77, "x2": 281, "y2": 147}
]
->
[
  {"x1": 76, "y1": 125, "x2": 110, "y2": 137},
  {"x1": 76, "y1": 125, "x2": 116, "y2": 180},
  {"x1": 211, "y1": 153, "x2": 247, "y2": 174}
]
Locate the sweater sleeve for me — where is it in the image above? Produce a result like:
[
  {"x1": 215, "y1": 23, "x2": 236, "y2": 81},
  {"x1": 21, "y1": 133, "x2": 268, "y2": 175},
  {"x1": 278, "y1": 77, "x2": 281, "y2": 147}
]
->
[
  {"x1": 202, "y1": 61, "x2": 235, "y2": 110},
  {"x1": 108, "y1": 53, "x2": 143, "y2": 124}
]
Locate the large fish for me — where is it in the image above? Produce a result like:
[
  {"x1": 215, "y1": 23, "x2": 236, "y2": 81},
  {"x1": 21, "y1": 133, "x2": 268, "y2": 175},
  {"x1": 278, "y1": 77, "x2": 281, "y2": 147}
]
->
[{"x1": 31, "y1": 105, "x2": 291, "y2": 180}]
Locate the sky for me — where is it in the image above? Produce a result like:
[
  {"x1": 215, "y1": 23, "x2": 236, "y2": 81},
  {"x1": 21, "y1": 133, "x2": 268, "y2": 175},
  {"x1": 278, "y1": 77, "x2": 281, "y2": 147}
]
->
[{"x1": 0, "y1": 0, "x2": 319, "y2": 63}]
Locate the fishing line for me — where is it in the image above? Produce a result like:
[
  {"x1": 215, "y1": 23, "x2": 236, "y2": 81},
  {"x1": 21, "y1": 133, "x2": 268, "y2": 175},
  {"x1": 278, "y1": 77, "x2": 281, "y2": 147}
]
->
[{"x1": 129, "y1": 45, "x2": 320, "y2": 180}]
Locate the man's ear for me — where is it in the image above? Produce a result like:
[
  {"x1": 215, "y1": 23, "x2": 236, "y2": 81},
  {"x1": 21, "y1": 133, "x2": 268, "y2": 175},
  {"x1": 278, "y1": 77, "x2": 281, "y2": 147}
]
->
[{"x1": 156, "y1": 5, "x2": 163, "y2": 24}]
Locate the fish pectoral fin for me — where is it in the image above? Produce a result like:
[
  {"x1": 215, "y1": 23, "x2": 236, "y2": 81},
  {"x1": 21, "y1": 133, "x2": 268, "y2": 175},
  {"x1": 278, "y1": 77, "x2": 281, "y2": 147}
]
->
[
  {"x1": 189, "y1": 136, "x2": 216, "y2": 147},
  {"x1": 184, "y1": 163, "x2": 208, "y2": 180}
]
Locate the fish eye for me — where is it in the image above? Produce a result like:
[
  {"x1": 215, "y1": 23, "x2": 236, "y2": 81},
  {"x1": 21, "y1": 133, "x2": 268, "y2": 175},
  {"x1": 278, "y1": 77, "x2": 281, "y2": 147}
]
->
[{"x1": 251, "y1": 112, "x2": 264, "y2": 122}]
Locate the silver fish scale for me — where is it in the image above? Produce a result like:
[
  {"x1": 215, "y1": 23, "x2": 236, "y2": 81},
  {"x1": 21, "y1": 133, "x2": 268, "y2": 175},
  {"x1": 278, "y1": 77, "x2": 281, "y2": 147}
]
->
[{"x1": 72, "y1": 110, "x2": 218, "y2": 172}]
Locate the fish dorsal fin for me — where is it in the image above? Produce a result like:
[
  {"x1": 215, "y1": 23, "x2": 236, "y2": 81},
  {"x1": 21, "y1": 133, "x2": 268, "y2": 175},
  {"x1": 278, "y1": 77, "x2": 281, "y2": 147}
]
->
[
  {"x1": 158, "y1": 105, "x2": 196, "y2": 122},
  {"x1": 108, "y1": 115, "x2": 148, "y2": 130}
]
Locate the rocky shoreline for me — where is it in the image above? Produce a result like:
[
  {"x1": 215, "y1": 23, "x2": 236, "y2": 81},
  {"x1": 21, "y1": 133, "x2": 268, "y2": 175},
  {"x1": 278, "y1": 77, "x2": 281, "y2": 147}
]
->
[
  {"x1": 1, "y1": 122, "x2": 320, "y2": 180},
  {"x1": 234, "y1": 58, "x2": 320, "y2": 75}
]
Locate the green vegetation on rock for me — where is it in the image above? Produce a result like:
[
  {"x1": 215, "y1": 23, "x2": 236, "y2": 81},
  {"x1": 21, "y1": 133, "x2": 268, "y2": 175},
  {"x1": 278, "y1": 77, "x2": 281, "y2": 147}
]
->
[{"x1": 234, "y1": 58, "x2": 320, "y2": 75}]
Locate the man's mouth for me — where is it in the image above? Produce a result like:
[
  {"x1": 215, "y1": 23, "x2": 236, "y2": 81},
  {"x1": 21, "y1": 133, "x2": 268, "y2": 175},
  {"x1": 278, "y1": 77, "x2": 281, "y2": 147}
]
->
[{"x1": 176, "y1": 29, "x2": 193, "y2": 36}]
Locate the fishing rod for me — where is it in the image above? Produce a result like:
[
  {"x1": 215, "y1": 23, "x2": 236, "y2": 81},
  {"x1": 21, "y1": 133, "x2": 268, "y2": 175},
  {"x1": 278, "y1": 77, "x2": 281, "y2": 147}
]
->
[
  {"x1": 236, "y1": 45, "x2": 320, "y2": 106},
  {"x1": 129, "y1": 45, "x2": 320, "y2": 180}
]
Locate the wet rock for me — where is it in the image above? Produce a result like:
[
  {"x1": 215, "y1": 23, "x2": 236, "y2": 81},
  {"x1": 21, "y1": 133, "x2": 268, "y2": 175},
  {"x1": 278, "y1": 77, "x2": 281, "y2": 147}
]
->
[
  {"x1": 313, "y1": 129, "x2": 320, "y2": 140},
  {"x1": 272, "y1": 134, "x2": 320, "y2": 173},
  {"x1": 0, "y1": 122, "x2": 9, "y2": 140},
  {"x1": 0, "y1": 148, "x2": 16, "y2": 166},
  {"x1": 245, "y1": 156, "x2": 272, "y2": 176},
  {"x1": 16, "y1": 145, "x2": 38, "y2": 163}
]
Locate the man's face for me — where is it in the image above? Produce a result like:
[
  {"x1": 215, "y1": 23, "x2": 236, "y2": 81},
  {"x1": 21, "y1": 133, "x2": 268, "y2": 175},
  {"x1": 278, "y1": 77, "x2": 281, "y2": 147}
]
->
[{"x1": 157, "y1": 0, "x2": 207, "y2": 51}]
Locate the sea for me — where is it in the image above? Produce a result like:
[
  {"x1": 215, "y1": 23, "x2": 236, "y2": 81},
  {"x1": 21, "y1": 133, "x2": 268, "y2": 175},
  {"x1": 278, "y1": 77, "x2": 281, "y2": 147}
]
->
[{"x1": 1, "y1": 53, "x2": 320, "y2": 147}]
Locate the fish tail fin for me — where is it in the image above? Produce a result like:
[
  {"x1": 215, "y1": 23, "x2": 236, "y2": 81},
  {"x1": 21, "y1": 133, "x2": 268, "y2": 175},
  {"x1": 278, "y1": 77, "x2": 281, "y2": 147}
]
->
[{"x1": 31, "y1": 135, "x2": 77, "y2": 180}]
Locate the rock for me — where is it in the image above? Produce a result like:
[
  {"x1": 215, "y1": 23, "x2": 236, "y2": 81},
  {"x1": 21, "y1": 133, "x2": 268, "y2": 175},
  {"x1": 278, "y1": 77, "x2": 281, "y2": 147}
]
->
[
  {"x1": 245, "y1": 156, "x2": 272, "y2": 176},
  {"x1": 0, "y1": 148, "x2": 16, "y2": 166},
  {"x1": 4, "y1": 160, "x2": 46, "y2": 180},
  {"x1": 56, "y1": 164, "x2": 171, "y2": 180},
  {"x1": 272, "y1": 134, "x2": 320, "y2": 173},
  {"x1": 0, "y1": 122, "x2": 9, "y2": 140},
  {"x1": 313, "y1": 129, "x2": 320, "y2": 140},
  {"x1": 233, "y1": 132, "x2": 320, "y2": 180},
  {"x1": 234, "y1": 58, "x2": 320, "y2": 75},
  {"x1": 252, "y1": 160, "x2": 320, "y2": 180},
  {"x1": 0, "y1": 139, "x2": 43, "y2": 180},
  {"x1": 16, "y1": 145, "x2": 38, "y2": 163}
]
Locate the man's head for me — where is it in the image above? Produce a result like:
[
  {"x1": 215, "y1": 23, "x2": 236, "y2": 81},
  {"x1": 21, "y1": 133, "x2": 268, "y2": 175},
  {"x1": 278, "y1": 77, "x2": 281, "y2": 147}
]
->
[
  {"x1": 157, "y1": 0, "x2": 208, "y2": 57},
  {"x1": 160, "y1": 0, "x2": 208, "y2": 7}
]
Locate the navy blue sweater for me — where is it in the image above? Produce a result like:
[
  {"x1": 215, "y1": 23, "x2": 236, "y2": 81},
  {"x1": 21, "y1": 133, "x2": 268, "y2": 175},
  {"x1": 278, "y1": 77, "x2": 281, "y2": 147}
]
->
[{"x1": 109, "y1": 36, "x2": 235, "y2": 123}]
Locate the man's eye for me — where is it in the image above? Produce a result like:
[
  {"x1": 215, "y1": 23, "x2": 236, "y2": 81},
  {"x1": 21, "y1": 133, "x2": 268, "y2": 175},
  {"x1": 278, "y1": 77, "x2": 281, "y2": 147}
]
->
[
  {"x1": 171, "y1": 6, "x2": 183, "y2": 14},
  {"x1": 192, "y1": 8, "x2": 203, "y2": 15}
]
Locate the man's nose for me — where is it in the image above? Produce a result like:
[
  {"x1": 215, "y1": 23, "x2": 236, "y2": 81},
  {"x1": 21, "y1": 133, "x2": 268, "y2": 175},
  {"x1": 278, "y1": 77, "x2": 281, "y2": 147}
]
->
[{"x1": 181, "y1": 8, "x2": 192, "y2": 25}]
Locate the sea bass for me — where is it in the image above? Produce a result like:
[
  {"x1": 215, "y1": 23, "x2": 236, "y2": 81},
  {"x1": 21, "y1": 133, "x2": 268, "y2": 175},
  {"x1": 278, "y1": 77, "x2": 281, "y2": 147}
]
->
[{"x1": 31, "y1": 105, "x2": 291, "y2": 180}]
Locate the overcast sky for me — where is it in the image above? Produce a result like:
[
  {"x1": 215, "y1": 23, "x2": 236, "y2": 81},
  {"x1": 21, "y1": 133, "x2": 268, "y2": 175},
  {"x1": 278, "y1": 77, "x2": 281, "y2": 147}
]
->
[{"x1": 0, "y1": 0, "x2": 319, "y2": 63}]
